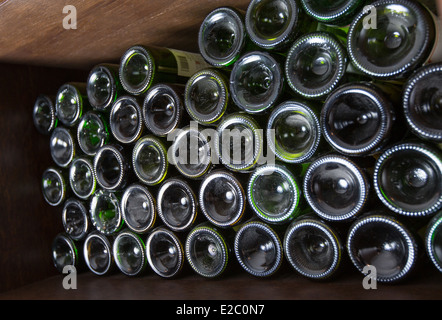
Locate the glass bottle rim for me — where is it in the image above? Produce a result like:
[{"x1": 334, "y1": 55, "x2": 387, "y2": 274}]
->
[
  {"x1": 300, "y1": 0, "x2": 361, "y2": 23},
  {"x1": 198, "y1": 6, "x2": 246, "y2": 67},
  {"x1": 113, "y1": 230, "x2": 147, "y2": 276},
  {"x1": 62, "y1": 198, "x2": 90, "y2": 241},
  {"x1": 132, "y1": 135, "x2": 168, "y2": 186},
  {"x1": 320, "y1": 82, "x2": 393, "y2": 155},
  {"x1": 184, "y1": 68, "x2": 229, "y2": 124},
  {"x1": 234, "y1": 220, "x2": 283, "y2": 277},
  {"x1": 403, "y1": 63, "x2": 442, "y2": 142},
  {"x1": 185, "y1": 225, "x2": 229, "y2": 278},
  {"x1": 143, "y1": 83, "x2": 183, "y2": 137},
  {"x1": 93, "y1": 144, "x2": 126, "y2": 190},
  {"x1": 119, "y1": 45, "x2": 155, "y2": 95},
  {"x1": 69, "y1": 157, "x2": 96, "y2": 200},
  {"x1": 347, "y1": 0, "x2": 434, "y2": 78},
  {"x1": 50, "y1": 127, "x2": 75, "y2": 168},
  {"x1": 199, "y1": 170, "x2": 245, "y2": 227},
  {"x1": 245, "y1": 0, "x2": 299, "y2": 49},
  {"x1": 373, "y1": 142, "x2": 442, "y2": 216},
  {"x1": 157, "y1": 178, "x2": 197, "y2": 232},
  {"x1": 33, "y1": 95, "x2": 57, "y2": 135},
  {"x1": 87, "y1": 64, "x2": 117, "y2": 111},
  {"x1": 55, "y1": 83, "x2": 83, "y2": 127},
  {"x1": 347, "y1": 213, "x2": 417, "y2": 283},
  {"x1": 230, "y1": 51, "x2": 283, "y2": 113},
  {"x1": 170, "y1": 125, "x2": 212, "y2": 179},
  {"x1": 146, "y1": 227, "x2": 185, "y2": 278},
  {"x1": 303, "y1": 154, "x2": 369, "y2": 221},
  {"x1": 267, "y1": 100, "x2": 321, "y2": 163},
  {"x1": 121, "y1": 183, "x2": 156, "y2": 234},
  {"x1": 247, "y1": 164, "x2": 300, "y2": 224},
  {"x1": 425, "y1": 211, "x2": 442, "y2": 273},
  {"x1": 42, "y1": 167, "x2": 66, "y2": 206},
  {"x1": 110, "y1": 95, "x2": 144, "y2": 144},
  {"x1": 89, "y1": 189, "x2": 123, "y2": 235},
  {"x1": 77, "y1": 111, "x2": 108, "y2": 156},
  {"x1": 83, "y1": 231, "x2": 113, "y2": 276},
  {"x1": 285, "y1": 32, "x2": 347, "y2": 98},
  {"x1": 284, "y1": 217, "x2": 342, "y2": 279},
  {"x1": 215, "y1": 113, "x2": 263, "y2": 172},
  {"x1": 52, "y1": 233, "x2": 78, "y2": 273}
]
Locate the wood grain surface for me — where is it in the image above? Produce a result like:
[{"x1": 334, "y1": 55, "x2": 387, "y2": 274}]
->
[{"x1": 0, "y1": 0, "x2": 250, "y2": 70}]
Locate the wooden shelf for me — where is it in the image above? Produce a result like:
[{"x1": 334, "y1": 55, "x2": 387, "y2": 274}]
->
[
  {"x1": 1, "y1": 265, "x2": 442, "y2": 300},
  {"x1": 0, "y1": 0, "x2": 441, "y2": 301}
]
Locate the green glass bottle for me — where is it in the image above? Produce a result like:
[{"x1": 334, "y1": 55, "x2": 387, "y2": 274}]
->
[
  {"x1": 55, "y1": 82, "x2": 90, "y2": 127},
  {"x1": 347, "y1": 0, "x2": 442, "y2": 79},
  {"x1": 69, "y1": 157, "x2": 96, "y2": 200},
  {"x1": 284, "y1": 214, "x2": 345, "y2": 280},
  {"x1": 83, "y1": 231, "x2": 115, "y2": 276},
  {"x1": 248, "y1": 164, "x2": 303, "y2": 225},
  {"x1": 61, "y1": 198, "x2": 91, "y2": 241},
  {"x1": 77, "y1": 111, "x2": 109, "y2": 156},
  {"x1": 285, "y1": 31, "x2": 347, "y2": 99},
  {"x1": 146, "y1": 227, "x2": 186, "y2": 278},
  {"x1": 184, "y1": 68, "x2": 231, "y2": 125},
  {"x1": 93, "y1": 144, "x2": 130, "y2": 191},
  {"x1": 87, "y1": 63, "x2": 123, "y2": 112},
  {"x1": 50, "y1": 127, "x2": 76, "y2": 168},
  {"x1": 121, "y1": 183, "x2": 157, "y2": 234},
  {"x1": 426, "y1": 211, "x2": 442, "y2": 273},
  {"x1": 41, "y1": 167, "x2": 68, "y2": 207},
  {"x1": 157, "y1": 178, "x2": 199, "y2": 232},
  {"x1": 215, "y1": 112, "x2": 264, "y2": 172},
  {"x1": 199, "y1": 170, "x2": 246, "y2": 228},
  {"x1": 113, "y1": 229, "x2": 148, "y2": 276},
  {"x1": 402, "y1": 62, "x2": 442, "y2": 142},
  {"x1": 230, "y1": 51, "x2": 284, "y2": 114},
  {"x1": 119, "y1": 45, "x2": 210, "y2": 95},
  {"x1": 143, "y1": 83, "x2": 186, "y2": 137},
  {"x1": 321, "y1": 82, "x2": 398, "y2": 156},
  {"x1": 267, "y1": 100, "x2": 322, "y2": 163},
  {"x1": 303, "y1": 154, "x2": 370, "y2": 222},
  {"x1": 185, "y1": 223, "x2": 231, "y2": 278},
  {"x1": 170, "y1": 124, "x2": 213, "y2": 180},
  {"x1": 109, "y1": 96, "x2": 144, "y2": 144},
  {"x1": 245, "y1": 0, "x2": 315, "y2": 50},
  {"x1": 373, "y1": 142, "x2": 442, "y2": 217},
  {"x1": 234, "y1": 220, "x2": 284, "y2": 277},
  {"x1": 33, "y1": 95, "x2": 57, "y2": 135},
  {"x1": 132, "y1": 135, "x2": 169, "y2": 186},
  {"x1": 89, "y1": 189, "x2": 124, "y2": 235},
  {"x1": 51, "y1": 233, "x2": 83, "y2": 273},
  {"x1": 347, "y1": 211, "x2": 420, "y2": 283},
  {"x1": 300, "y1": 0, "x2": 367, "y2": 26},
  {"x1": 198, "y1": 7, "x2": 248, "y2": 67}
]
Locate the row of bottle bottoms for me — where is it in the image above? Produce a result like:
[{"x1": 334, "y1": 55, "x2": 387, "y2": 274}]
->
[
  {"x1": 53, "y1": 208, "x2": 442, "y2": 283},
  {"x1": 50, "y1": 139, "x2": 442, "y2": 283},
  {"x1": 33, "y1": 2, "x2": 442, "y2": 147},
  {"x1": 37, "y1": 0, "x2": 442, "y2": 284}
]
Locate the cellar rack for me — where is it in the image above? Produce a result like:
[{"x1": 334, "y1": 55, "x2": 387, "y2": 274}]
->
[{"x1": 0, "y1": 0, "x2": 441, "y2": 300}]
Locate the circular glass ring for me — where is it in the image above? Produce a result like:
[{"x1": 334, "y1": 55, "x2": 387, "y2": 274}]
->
[
  {"x1": 33, "y1": 95, "x2": 57, "y2": 135},
  {"x1": 121, "y1": 184, "x2": 156, "y2": 234},
  {"x1": 234, "y1": 221, "x2": 283, "y2": 277},
  {"x1": 198, "y1": 7, "x2": 246, "y2": 67},
  {"x1": 83, "y1": 231, "x2": 114, "y2": 276},
  {"x1": 146, "y1": 227, "x2": 185, "y2": 278},
  {"x1": 119, "y1": 45, "x2": 155, "y2": 95}
]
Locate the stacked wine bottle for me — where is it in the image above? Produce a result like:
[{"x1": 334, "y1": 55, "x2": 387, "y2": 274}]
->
[{"x1": 34, "y1": 0, "x2": 442, "y2": 283}]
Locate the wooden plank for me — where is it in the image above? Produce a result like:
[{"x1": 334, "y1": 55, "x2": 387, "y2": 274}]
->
[{"x1": 0, "y1": 0, "x2": 250, "y2": 70}]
